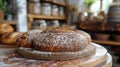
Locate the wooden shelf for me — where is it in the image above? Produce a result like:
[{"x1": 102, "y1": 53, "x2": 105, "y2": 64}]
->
[
  {"x1": 42, "y1": 0, "x2": 67, "y2": 7},
  {"x1": 92, "y1": 40, "x2": 120, "y2": 46},
  {"x1": 27, "y1": 0, "x2": 68, "y2": 30},
  {"x1": 28, "y1": 14, "x2": 66, "y2": 20},
  {"x1": 0, "y1": 20, "x2": 17, "y2": 25},
  {"x1": 76, "y1": 22, "x2": 120, "y2": 33}
]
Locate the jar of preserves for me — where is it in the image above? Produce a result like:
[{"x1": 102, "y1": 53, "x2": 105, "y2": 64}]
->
[
  {"x1": 34, "y1": 2, "x2": 41, "y2": 14},
  {"x1": 32, "y1": 20, "x2": 47, "y2": 30},
  {"x1": 51, "y1": 5, "x2": 59, "y2": 16},
  {"x1": 41, "y1": 3, "x2": 51, "y2": 16},
  {"x1": 52, "y1": 20, "x2": 60, "y2": 27}
]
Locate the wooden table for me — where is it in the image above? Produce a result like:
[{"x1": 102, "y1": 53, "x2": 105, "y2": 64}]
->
[{"x1": 0, "y1": 43, "x2": 112, "y2": 67}]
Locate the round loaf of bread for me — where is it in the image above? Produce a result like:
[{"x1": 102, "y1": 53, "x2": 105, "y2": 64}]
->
[
  {"x1": 0, "y1": 23, "x2": 14, "y2": 35},
  {"x1": 16, "y1": 30, "x2": 43, "y2": 48},
  {"x1": 33, "y1": 28, "x2": 91, "y2": 52},
  {"x1": 0, "y1": 32, "x2": 20, "y2": 45}
]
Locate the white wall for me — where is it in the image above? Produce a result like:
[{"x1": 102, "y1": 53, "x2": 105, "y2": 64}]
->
[
  {"x1": 90, "y1": 0, "x2": 113, "y2": 14},
  {"x1": 68, "y1": 0, "x2": 113, "y2": 13}
]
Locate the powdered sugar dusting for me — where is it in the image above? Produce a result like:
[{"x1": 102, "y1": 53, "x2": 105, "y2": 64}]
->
[
  {"x1": 33, "y1": 30, "x2": 91, "y2": 52},
  {"x1": 26, "y1": 30, "x2": 43, "y2": 42}
]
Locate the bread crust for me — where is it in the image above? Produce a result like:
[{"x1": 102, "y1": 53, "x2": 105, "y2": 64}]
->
[
  {"x1": 17, "y1": 28, "x2": 91, "y2": 52},
  {"x1": 0, "y1": 23, "x2": 14, "y2": 35},
  {"x1": 33, "y1": 29, "x2": 91, "y2": 52},
  {"x1": 0, "y1": 32, "x2": 20, "y2": 45},
  {"x1": 16, "y1": 30, "x2": 43, "y2": 48}
]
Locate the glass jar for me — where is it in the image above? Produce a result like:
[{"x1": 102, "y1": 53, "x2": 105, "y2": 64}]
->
[
  {"x1": 32, "y1": 20, "x2": 47, "y2": 30},
  {"x1": 51, "y1": 5, "x2": 59, "y2": 16},
  {"x1": 59, "y1": 7, "x2": 64, "y2": 16},
  {"x1": 39, "y1": 20, "x2": 47, "y2": 30},
  {"x1": 34, "y1": 2, "x2": 41, "y2": 14},
  {"x1": 78, "y1": 11, "x2": 88, "y2": 23},
  {"x1": 41, "y1": 3, "x2": 51, "y2": 16},
  {"x1": 52, "y1": 20, "x2": 60, "y2": 27},
  {"x1": 89, "y1": 12, "x2": 98, "y2": 23},
  {"x1": 32, "y1": 20, "x2": 39, "y2": 29}
]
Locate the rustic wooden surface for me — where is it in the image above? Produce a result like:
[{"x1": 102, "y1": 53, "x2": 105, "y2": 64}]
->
[
  {"x1": 95, "y1": 53, "x2": 112, "y2": 67},
  {"x1": 17, "y1": 44, "x2": 96, "y2": 60},
  {"x1": 0, "y1": 44, "x2": 18, "y2": 48},
  {"x1": 0, "y1": 20, "x2": 16, "y2": 25},
  {"x1": 93, "y1": 40, "x2": 120, "y2": 46},
  {"x1": 0, "y1": 43, "x2": 110, "y2": 67},
  {"x1": 104, "y1": 53, "x2": 112, "y2": 67},
  {"x1": 0, "y1": 44, "x2": 17, "y2": 56},
  {"x1": 41, "y1": 0, "x2": 68, "y2": 7}
]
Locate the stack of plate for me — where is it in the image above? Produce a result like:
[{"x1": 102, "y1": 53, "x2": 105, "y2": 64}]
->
[{"x1": 108, "y1": 2, "x2": 120, "y2": 22}]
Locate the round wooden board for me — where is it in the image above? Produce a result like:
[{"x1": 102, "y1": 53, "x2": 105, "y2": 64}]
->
[
  {"x1": 0, "y1": 44, "x2": 18, "y2": 56},
  {"x1": 95, "y1": 53, "x2": 112, "y2": 67},
  {"x1": 78, "y1": 43, "x2": 107, "y2": 67},
  {"x1": 17, "y1": 44, "x2": 96, "y2": 60},
  {"x1": 0, "y1": 44, "x2": 18, "y2": 49},
  {"x1": 104, "y1": 53, "x2": 112, "y2": 67},
  {"x1": 0, "y1": 43, "x2": 108, "y2": 67}
]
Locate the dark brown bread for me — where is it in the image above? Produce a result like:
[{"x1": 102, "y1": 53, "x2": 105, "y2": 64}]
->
[
  {"x1": 16, "y1": 30, "x2": 43, "y2": 48},
  {"x1": 17, "y1": 28, "x2": 91, "y2": 52},
  {"x1": 33, "y1": 28, "x2": 91, "y2": 52}
]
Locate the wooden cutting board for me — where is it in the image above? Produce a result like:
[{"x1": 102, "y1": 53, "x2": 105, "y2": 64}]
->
[
  {"x1": 17, "y1": 44, "x2": 96, "y2": 60},
  {"x1": 0, "y1": 43, "x2": 109, "y2": 67},
  {"x1": 104, "y1": 53, "x2": 112, "y2": 67},
  {"x1": 0, "y1": 44, "x2": 18, "y2": 49},
  {"x1": 95, "y1": 53, "x2": 112, "y2": 67}
]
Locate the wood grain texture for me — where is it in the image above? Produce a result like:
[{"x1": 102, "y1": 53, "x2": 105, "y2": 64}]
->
[
  {"x1": 0, "y1": 44, "x2": 18, "y2": 49},
  {"x1": 42, "y1": 0, "x2": 68, "y2": 7},
  {"x1": 104, "y1": 53, "x2": 112, "y2": 67},
  {"x1": 93, "y1": 40, "x2": 120, "y2": 46},
  {"x1": 95, "y1": 53, "x2": 112, "y2": 67},
  {"x1": 17, "y1": 44, "x2": 96, "y2": 60},
  {"x1": 0, "y1": 44, "x2": 17, "y2": 56},
  {"x1": 0, "y1": 20, "x2": 16, "y2": 25},
  {"x1": 28, "y1": 14, "x2": 66, "y2": 20},
  {"x1": 0, "y1": 43, "x2": 109, "y2": 67}
]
